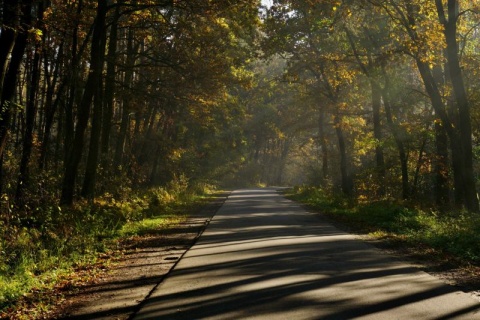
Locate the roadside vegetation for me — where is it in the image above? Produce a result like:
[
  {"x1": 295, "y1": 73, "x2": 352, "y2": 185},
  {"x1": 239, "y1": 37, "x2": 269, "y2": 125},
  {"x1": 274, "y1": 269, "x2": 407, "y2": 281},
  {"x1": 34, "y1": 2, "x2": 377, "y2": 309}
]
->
[
  {"x1": 288, "y1": 186, "x2": 480, "y2": 265},
  {"x1": 0, "y1": 179, "x2": 216, "y2": 317},
  {"x1": 2, "y1": 0, "x2": 480, "y2": 316}
]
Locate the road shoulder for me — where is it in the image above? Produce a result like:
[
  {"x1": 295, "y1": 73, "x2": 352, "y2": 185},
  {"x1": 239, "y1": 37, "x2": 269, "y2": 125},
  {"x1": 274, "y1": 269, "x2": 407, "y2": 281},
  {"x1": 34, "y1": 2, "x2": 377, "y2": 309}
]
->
[{"x1": 47, "y1": 193, "x2": 228, "y2": 320}]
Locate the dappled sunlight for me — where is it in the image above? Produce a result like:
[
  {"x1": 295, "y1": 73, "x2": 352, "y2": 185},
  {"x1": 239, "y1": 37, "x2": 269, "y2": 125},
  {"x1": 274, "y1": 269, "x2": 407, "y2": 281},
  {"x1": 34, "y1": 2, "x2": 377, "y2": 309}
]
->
[
  {"x1": 4, "y1": 0, "x2": 480, "y2": 316},
  {"x1": 133, "y1": 189, "x2": 480, "y2": 319}
]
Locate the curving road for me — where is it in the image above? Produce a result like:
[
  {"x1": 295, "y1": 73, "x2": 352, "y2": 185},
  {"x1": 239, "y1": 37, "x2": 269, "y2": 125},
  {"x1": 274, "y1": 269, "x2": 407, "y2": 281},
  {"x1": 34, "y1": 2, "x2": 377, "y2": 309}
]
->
[{"x1": 133, "y1": 188, "x2": 480, "y2": 319}]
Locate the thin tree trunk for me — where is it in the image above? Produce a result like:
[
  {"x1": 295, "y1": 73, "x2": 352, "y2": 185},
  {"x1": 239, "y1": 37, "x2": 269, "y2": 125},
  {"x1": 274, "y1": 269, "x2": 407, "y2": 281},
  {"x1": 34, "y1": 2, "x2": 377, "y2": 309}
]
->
[
  {"x1": 64, "y1": 0, "x2": 84, "y2": 166},
  {"x1": 276, "y1": 139, "x2": 290, "y2": 185},
  {"x1": 16, "y1": 1, "x2": 45, "y2": 202},
  {"x1": 434, "y1": 121, "x2": 449, "y2": 206},
  {"x1": 16, "y1": 45, "x2": 40, "y2": 201},
  {"x1": 113, "y1": 28, "x2": 136, "y2": 170},
  {"x1": 318, "y1": 109, "x2": 328, "y2": 181},
  {"x1": 149, "y1": 144, "x2": 162, "y2": 186},
  {"x1": 60, "y1": 0, "x2": 107, "y2": 205},
  {"x1": 39, "y1": 40, "x2": 63, "y2": 170},
  {"x1": 81, "y1": 84, "x2": 104, "y2": 199},
  {"x1": 381, "y1": 84, "x2": 409, "y2": 200},
  {"x1": 412, "y1": 136, "x2": 427, "y2": 197},
  {"x1": 334, "y1": 113, "x2": 353, "y2": 196},
  {"x1": 102, "y1": 1, "x2": 121, "y2": 162},
  {"x1": 371, "y1": 81, "x2": 385, "y2": 196},
  {"x1": 0, "y1": 0, "x2": 18, "y2": 100},
  {"x1": 0, "y1": 1, "x2": 32, "y2": 159}
]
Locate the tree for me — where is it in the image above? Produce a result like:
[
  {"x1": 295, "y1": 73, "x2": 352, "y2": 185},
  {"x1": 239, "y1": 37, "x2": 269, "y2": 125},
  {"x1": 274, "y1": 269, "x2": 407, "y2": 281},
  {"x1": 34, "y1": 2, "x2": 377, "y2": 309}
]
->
[
  {"x1": 60, "y1": 0, "x2": 108, "y2": 205},
  {"x1": 0, "y1": 0, "x2": 33, "y2": 159},
  {"x1": 374, "y1": 0, "x2": 479, "y2": 210},
  {"x1": 263, "y1": 0, "x2": 358, "y2": 195},
  {"x1": 16, "y1": 1, "x2": 49, "y2": 202},
  {"x1": 435, "y1": 0, "x2": 478, "y2": 211}
]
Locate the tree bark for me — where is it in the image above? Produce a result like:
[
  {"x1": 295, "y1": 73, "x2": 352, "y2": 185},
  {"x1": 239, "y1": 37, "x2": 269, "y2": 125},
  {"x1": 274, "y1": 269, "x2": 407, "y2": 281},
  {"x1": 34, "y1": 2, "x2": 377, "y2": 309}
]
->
[
  {"x1": 16, "y1": 1, "x2": 46, "y2": 202},
  {"x1": 415, "y1": 59, "x2": 464, "y2": 198},
  {"x1": 39, "y1": 41, "x2": 63, "y2": 170},
  {"x1": 381, "y1": 82, "x2": 409, "y2": 200},
  {"x1": 436, "y1": 0, "x2": 478, "y2": 211},
  {"x1": 412, "y1": 136, "x2": 427, "y2": 197},
  {"x1": 113, "y1": 28, "x2": 137, "y2": 170},
  {"x1": 0, "y1": 0, "x2": 18, "y2": 100},
  {"x1": 16, "y1": 45, "x2": 41, "y2": 201},
  {"x1": 81, "y1": 85, "x2": 104, "y2": 199},
  {"x1": 60, "y1": 0, "x2": 107, "y2": 205},
  {"x1": 434, "y1": 121, "x2": 449, "y2": 206},
  {"x1": 0, "y1": 0, "x2": 32, "y2": 159},
  {"x1": 101, "y1": 1, "x2": 121, "y2": 161},
  {"x1": 318, "y1": 109, "x2": 329, "y2": 181},
  {"x1": 399, "y1": 0, "x2": 476, "y2": 210},
  {"x1": 334, "y1": 113, "x2": 353, "y2": 196},
  {"x1": 371, "y1": 81, "x2": 385, "y2": 196}
]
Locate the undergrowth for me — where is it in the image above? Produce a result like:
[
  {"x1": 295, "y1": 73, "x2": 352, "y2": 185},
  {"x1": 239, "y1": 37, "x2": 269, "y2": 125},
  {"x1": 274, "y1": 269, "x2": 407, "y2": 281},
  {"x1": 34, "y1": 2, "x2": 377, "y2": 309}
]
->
[
  {"x1": 0, "y1": 178, "x2": 216, "y2": 316},
  {"x1": 287, "y1": 186, "x2": 480, "y2": 264}
]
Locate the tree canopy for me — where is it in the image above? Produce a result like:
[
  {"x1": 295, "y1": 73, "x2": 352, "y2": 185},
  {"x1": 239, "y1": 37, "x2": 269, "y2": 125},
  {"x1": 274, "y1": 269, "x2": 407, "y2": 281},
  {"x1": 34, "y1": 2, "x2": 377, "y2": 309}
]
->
[
  {"x1": 1, "y1": 0, "x2": 480, "y2": 217},
  {"x1": 3, "y1": 0, "x2": 480, "y2": 314}
]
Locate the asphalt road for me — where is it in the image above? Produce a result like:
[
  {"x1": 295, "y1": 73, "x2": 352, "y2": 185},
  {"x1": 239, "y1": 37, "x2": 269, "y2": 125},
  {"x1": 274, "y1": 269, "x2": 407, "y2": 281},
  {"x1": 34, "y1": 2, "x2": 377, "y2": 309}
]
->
[{"x1": 133, "y1": 188, "x2": 480, "y2": 319}]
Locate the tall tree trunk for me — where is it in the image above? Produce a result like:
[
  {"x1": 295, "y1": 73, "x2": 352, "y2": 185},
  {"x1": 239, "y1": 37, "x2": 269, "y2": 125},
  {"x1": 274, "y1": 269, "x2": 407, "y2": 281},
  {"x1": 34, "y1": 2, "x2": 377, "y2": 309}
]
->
[
  {"x1": 0, "y1": 0, "x2": 32, "y2": 159},
  {"x1": 39, "y1": 39, "x2": 63, "y2": 170},
  {"x1": 149, "y1": 144, "x2": 162, "y2": 185},
  {"x1": 371, "y1": 81, "x2": 385, "y2": 196},
  {"x1": 55, "y1": 102, "x2": 64, "y2": 170},
  {"x1": 334, "y1": 113, "x2": 353, "y2": 196},
  {"x1": 16, "y1": 1, "x2": 46, "y2": 202},
  {"x1": 102, "y1": 1, "x2": 121, "y2": 162},
  {"x1": 62, "y1": 0, "x2": 91, "y2": 168},
  {"x1": 16, "y1": 45, "x2": 41, "y2": 202},
  {"x1": 60, "y1": 0, "x2": 107, "y2": 205},
  {"x1": 81, "y1": 85, "x2": 104, "y2": 199},
  {"x1": 434, "y1": 121, "x2": 449, "y2": 206},
  {"x1": 401, "y1": 0, "x2": 475, "y2": 210},
  {"x1": 113, "y1": 103, "x2": 130, "y2": 170},
  {"x1": 412, "y1": 136, "x2": 427, "y2": 197},
  {"x1": 0, "y1": 0, "x2": 18, "y2": 100},
  {"x1": 318, "y1": 109, "x2": 328, "y2": 181},
  {"x1": 430, "y1": 64, "x2": 451, "y2": 207},
  {"x1": 416, "y1": 55, "x2": 471, "y2": 210},
  {"x1": 381, "y1": 83, "x2": 409, "y2": 200},
  {"x1": 435, "y1": 0, "x2": 478, "y2": 211},
  {"x1": 113, "y1": 28, "x2": 136, "y2": 170}
]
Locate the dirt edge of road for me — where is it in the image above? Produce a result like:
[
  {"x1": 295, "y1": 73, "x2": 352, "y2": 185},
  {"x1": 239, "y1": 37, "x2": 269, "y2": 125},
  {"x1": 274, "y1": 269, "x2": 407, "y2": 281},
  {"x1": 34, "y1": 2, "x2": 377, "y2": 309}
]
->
[
  {"x1": 17, "y1": 189, "x2": 480, "y2": 319},
  {"x1": 42, "y1": 192, "x2": 229, "y2": 320}
]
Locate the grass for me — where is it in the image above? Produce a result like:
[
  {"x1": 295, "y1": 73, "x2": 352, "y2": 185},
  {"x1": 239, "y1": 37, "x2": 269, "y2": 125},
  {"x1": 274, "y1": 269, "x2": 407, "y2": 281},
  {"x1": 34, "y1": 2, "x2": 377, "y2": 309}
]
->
[
  {"x1": 119, "y1": 214, "x2": 186, "y2": 237},
  {"x1": 0, "y1": 179, "x2": 217, "y2": 317},
  {"x1": 287, "y1": 185, "x2": 480, "y2": 264}
]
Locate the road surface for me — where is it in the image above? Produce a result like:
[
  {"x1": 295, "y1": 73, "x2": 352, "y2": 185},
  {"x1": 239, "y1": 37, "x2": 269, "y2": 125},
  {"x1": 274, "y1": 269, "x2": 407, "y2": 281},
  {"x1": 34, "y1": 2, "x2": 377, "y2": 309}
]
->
[{"x1": 133, "y1": 188, "x2": 480, "y2": 319}]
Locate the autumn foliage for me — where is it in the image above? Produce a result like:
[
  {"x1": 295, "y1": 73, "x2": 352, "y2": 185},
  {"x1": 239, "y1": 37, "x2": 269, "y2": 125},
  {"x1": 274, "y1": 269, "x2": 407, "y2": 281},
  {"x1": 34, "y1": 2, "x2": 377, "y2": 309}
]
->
[{"x1": 1, "y1": 0, "x2": 480, "y2": 314}]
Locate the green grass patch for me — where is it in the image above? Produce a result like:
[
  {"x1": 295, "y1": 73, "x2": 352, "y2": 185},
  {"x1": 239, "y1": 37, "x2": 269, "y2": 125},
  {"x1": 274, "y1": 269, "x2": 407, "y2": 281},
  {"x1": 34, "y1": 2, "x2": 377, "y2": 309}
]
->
[
  {"x1": 119, "y1": 214, "x2": 186, "y2": 237},
  {"x1": 0, "y1": 179, "x2": 217, "y2": 315},
  {"x1": 287, "y1": 185, "x2": 480, "y2": 263}
]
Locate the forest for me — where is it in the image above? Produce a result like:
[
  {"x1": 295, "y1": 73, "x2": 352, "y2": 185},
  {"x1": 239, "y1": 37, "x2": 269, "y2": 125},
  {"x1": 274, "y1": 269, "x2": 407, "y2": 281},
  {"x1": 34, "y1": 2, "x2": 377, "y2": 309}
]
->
[{"x1": 1, "y1": 0, "x2": 480, "y2": 316}]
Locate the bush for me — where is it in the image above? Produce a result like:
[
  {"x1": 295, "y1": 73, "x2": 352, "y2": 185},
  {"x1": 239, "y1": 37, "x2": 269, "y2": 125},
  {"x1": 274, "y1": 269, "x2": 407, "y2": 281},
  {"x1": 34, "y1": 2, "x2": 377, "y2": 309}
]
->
[{"x1": 0, "y1": 177, "x2": 216, "y2": 313}]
